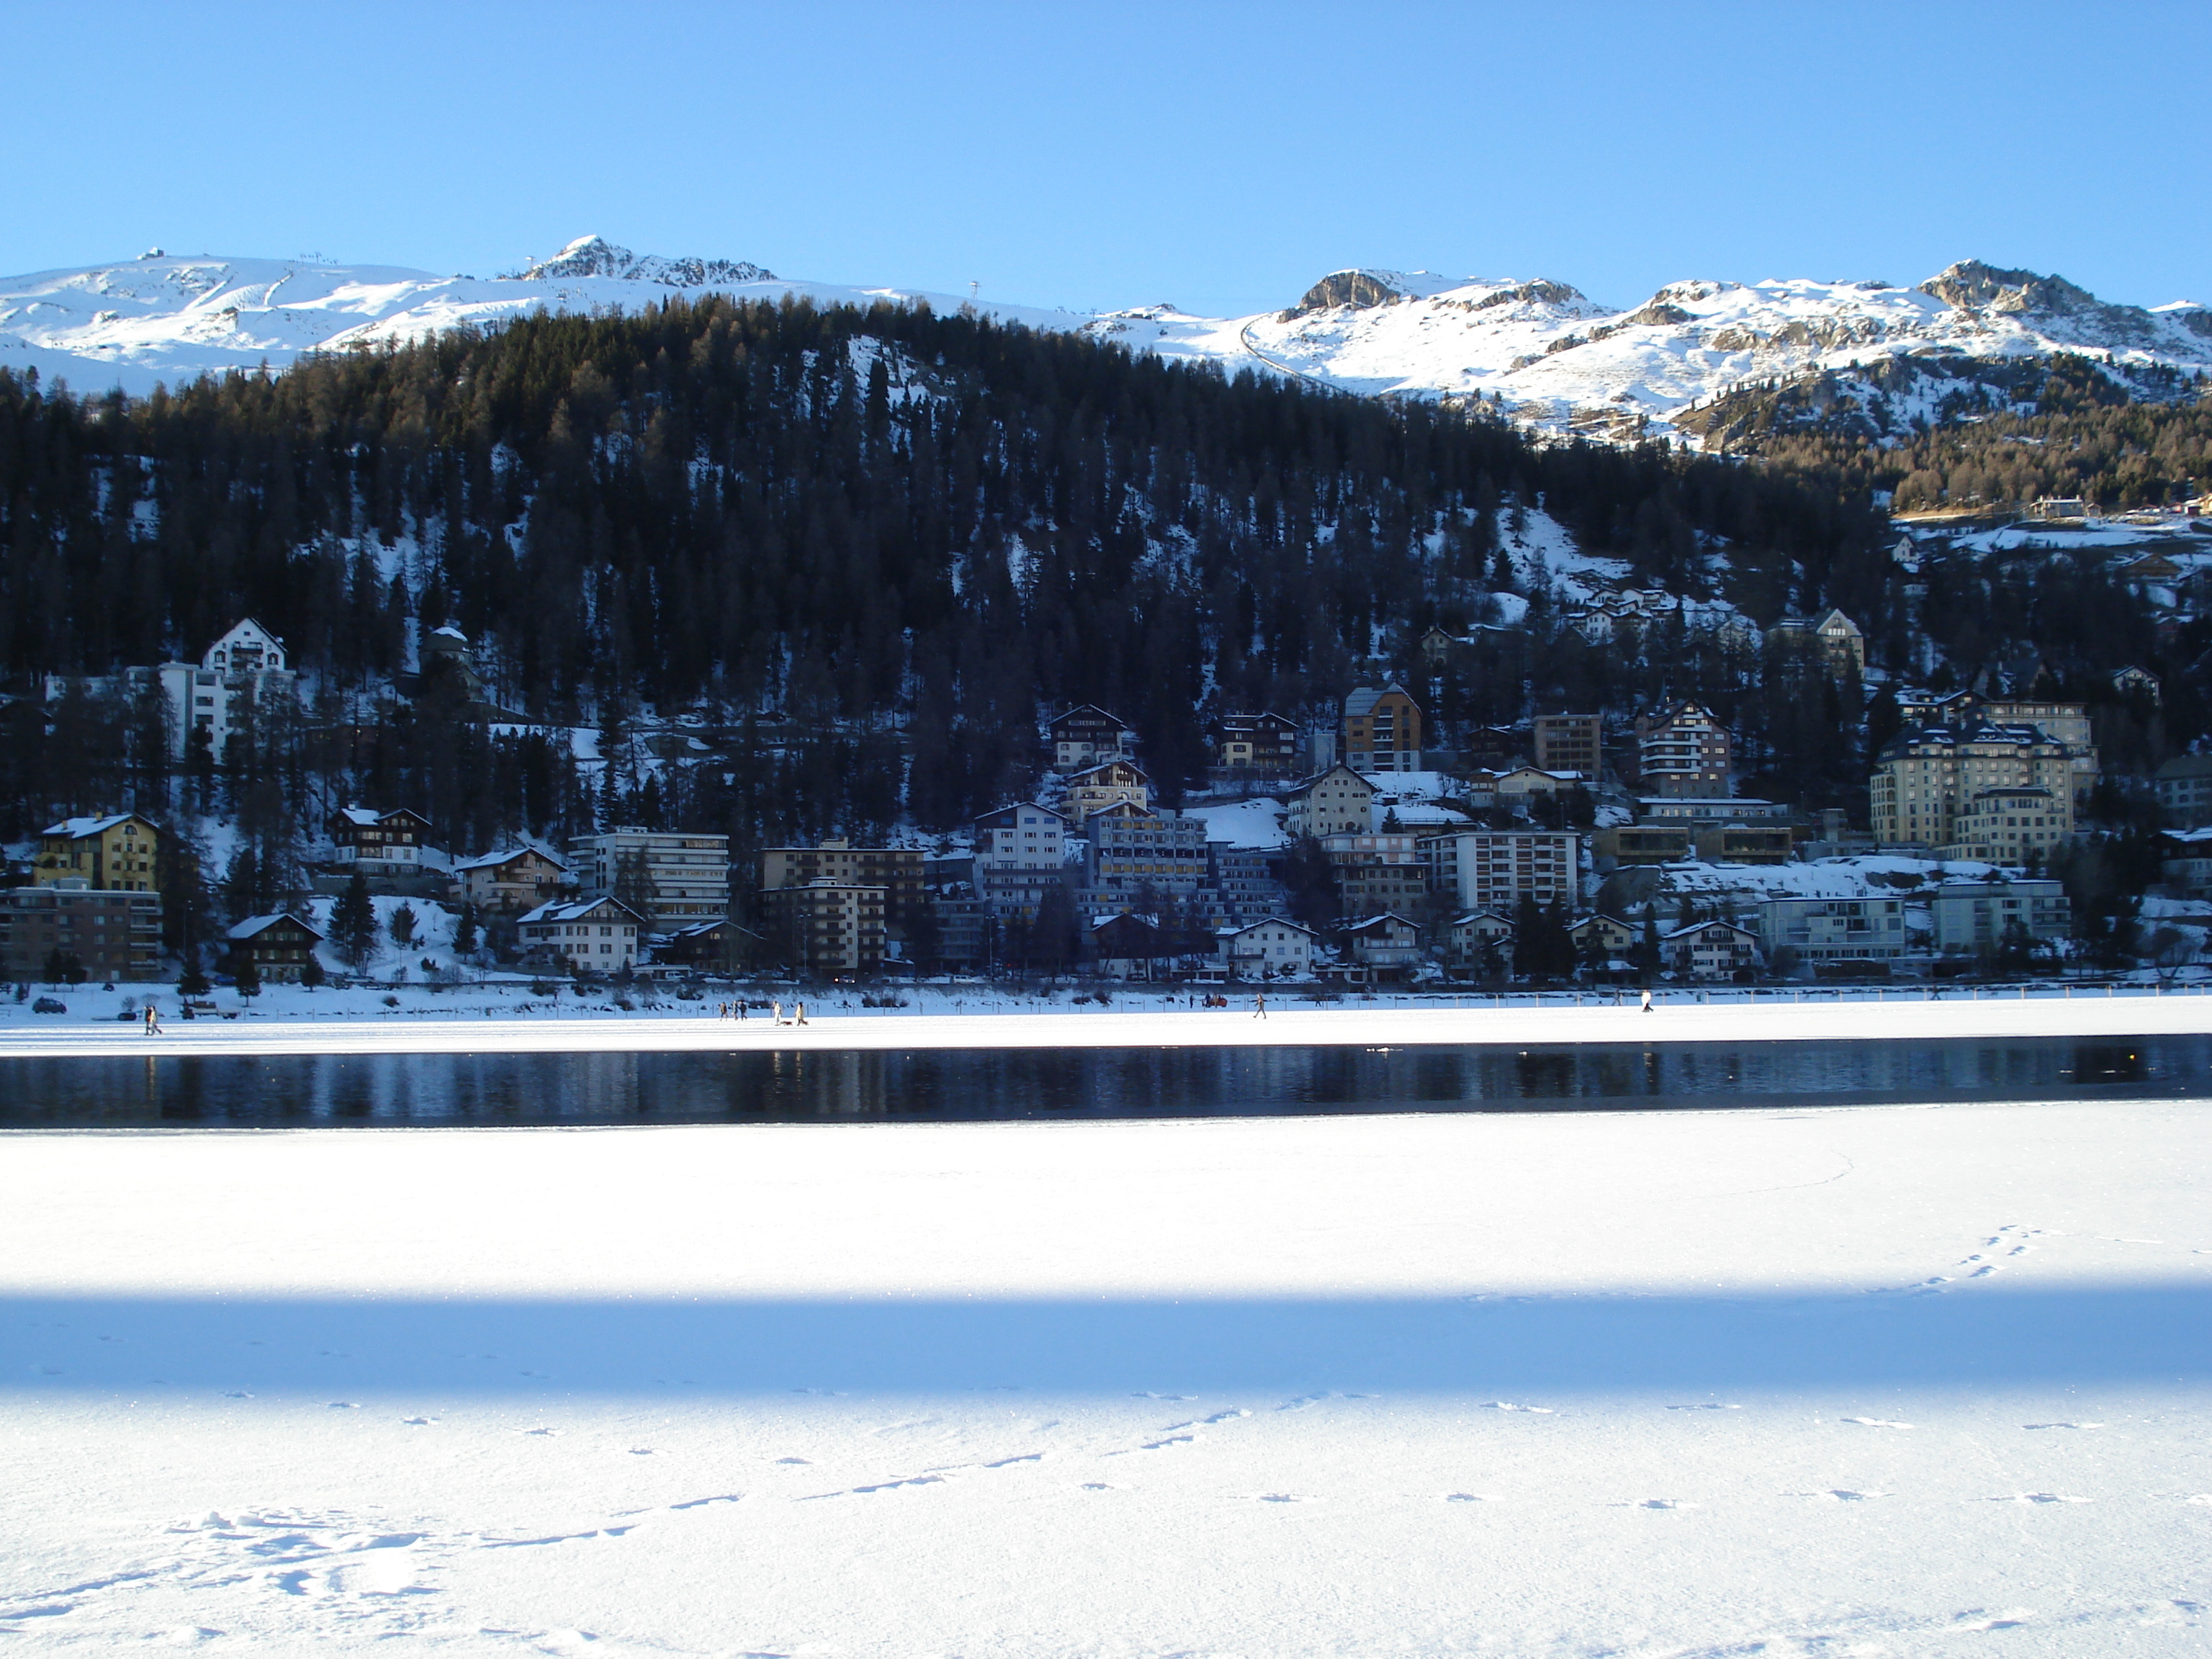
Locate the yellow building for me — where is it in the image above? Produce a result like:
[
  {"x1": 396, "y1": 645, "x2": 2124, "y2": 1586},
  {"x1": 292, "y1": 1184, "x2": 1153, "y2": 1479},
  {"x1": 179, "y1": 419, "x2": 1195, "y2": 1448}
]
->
[
  {"x1": 1936, "y1": 786, "x2": 2070, "y2": 865},
  {"x1": 1870, "y1": 725, "x2": 2075, "y2": 850},
  {"x1": 35, "y1": 814, "x2": 160, "y2": 892}
]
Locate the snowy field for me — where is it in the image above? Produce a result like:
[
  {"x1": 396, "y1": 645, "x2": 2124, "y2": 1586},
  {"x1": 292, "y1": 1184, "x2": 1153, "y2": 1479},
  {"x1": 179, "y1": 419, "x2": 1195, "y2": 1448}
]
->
[
  {"x1": 3, "y1": 983, "x2": 2211, "y2": 1059},
  {"x1": 4, "y1": 1100, "x2": 2210, "y2": 1655}
]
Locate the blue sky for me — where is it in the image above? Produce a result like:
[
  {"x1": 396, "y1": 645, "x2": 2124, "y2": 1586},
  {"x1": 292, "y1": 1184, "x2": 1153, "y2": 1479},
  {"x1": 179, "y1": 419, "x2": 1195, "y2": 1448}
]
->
[{"x1": 9, "y1": 0, "x2": 2206, "y2": 316}]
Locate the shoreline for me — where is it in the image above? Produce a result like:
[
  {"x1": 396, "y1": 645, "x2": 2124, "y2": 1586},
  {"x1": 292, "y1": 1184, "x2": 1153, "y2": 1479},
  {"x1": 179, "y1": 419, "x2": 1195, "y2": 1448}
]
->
[{"x1": 4, "y1": 989, "x2": 2211, "y2": 1058}]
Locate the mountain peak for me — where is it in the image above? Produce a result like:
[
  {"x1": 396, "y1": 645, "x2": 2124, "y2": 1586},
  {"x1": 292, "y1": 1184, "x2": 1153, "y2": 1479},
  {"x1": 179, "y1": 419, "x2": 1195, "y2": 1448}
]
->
[{"x1": 507, "y1": 235, "x2": 775, "y2": 287}]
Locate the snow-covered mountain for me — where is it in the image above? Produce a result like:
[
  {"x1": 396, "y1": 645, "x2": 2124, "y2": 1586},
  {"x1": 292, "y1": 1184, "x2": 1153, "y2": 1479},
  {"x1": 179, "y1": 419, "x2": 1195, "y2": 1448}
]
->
[
  {"x1": 4, "y1": 233, "x2": 2205, "y2": 446},
  {"x1": 1090, "y1": 261, "x2": 2212, "y2": 440},
  {"x1": 0, "y1": 234, "x2": 1079, "y2": 396}
]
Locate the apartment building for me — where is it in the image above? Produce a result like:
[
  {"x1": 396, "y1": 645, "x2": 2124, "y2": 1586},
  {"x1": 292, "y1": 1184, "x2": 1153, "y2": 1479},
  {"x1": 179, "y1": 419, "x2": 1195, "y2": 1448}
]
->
[
  {"x1": 973, "y1": 804, "x2": 1069, "y2": 871},
  {"x1": 0, "y1": 886, "x2": 163, "y2": 981},
  {"x1": 1341, "y1": 685, "x2": 1423, "y2": 773},
  {"x1": 1215, "y1": 918, "x2": 1318, "y2": 978},
  {"x1": 572, "y1": 827, "x2": 733, "y2": 932},
  {"x1": 1285, "y1": 764, "x2": 1375, "y2": 838},
  {"x1": 1321, "y1": 830, "x2": 1431, "y2": 917},
  {"x1": 1869, "y1": 724, "x2": 2076, "y2": 849},
  {"x1": 1058, "y1": 760, "x2": 1152, "y2": 825},
  {"x1": 35, "y1": 814, "x2": 160, "y2": 893},
  {"x1": 757, "y1": 838, "x2": 922, "y2": 939},
  {"x1": 1531, "y1": 714, "x2": 1603, "y2": 781},
  {"x1": 2156, "y1": 754, "x2": 2212, "y2": 827},
  {"x1": 1211, "y1": 711, "x2": 1303, "y2": 773},
  {"x1": 1936, "y1": 785, "x2": 2070, "y2": 865},
  {"x1": 1419, "y1": 830, "x2": 1582, "y2": 914},
  {"x1": 1756, "y1": 896, "x2": 1907, "y2": 963},
  {"x1": 1634, "y1": 702, "x2": 1732, "y2": 798},
  {"x1": 1086, "y1": 809, "x2": 1211, "y2": 897},
  {"x1": 1928, "y1": 881, "x2": 2071, "y2": 955},
  {"x1": 756, "y1": 880, "x2": 887, "y2": 976},
  {"x1": 330, "y1": 806, "x2": 435, "y2": 873},
  {"x1": 1048, "y1": 706, "x2": 1136, "y2": 771}
]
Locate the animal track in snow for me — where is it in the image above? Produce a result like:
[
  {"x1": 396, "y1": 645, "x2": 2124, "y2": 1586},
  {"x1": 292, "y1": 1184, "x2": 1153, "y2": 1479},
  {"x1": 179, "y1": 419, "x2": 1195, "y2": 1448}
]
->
[
  {"x1": 1619, "y1": 1498, "x2": 1698, "y2": 1510},
  {"x1": 1786, "y1": 1489, "x2": 1888, "y2": 1501},
  {"x1": 2025, "y1": 1421, "x2": 2103, "y2": 1430},
  {"x1": 1443, "y1": 1492, "x2": 1503, "y2": 1503},
  {"x1": 1164, "y1": 1409, "x2": 1250, "y2": 1430},
  {"x1": 1840, "y1": 1417, "x2": 1914, "y2": 1429},
  {"x1": 1251, "y1": 1493, "x2": 1313, "y2": 1503},
  {"x1": 1984, "y1": 1492, "x2": 2092, "y2": 1504}
]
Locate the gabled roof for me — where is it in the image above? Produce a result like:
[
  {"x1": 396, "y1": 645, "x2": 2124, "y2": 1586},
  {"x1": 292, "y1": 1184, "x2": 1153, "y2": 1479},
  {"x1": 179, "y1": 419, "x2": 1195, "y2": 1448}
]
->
[
  {"x1": 1220, "y1": 917, "x2": 1318, "y2": 939},
  {"x1": 518, "y1": 896, "x2": 644, "y2": 926},
  {"x1": 1065, "y1": 760, "x2": 1150, "y2": 784},
  {"x1": 227, "y1": 912, "x2": 325, "y2": 942},
  {"x1": 1663, "y1": 919, "x2": 1757, "y2": 942},
  {"x1": 1048, "y1": 703, "x2": 1128, "y2": 732},
  {"x1": 1343, "y1": 684, "x2": 1415, "y2": 718},
  {"x1": 1290, "y1": 762, "x2": 1374, "y2": 796},
  {"x1": 1344, "y1": 912, "x2": 1419, "y2": 933},
  {"x1": 41, "y1": 812, "x2": 152, "y2": 840},
  {"x1": 974, "y1": 801, "x2": 1071, "y2": 829},
  {"x1": 334, "y1": 805, "x2": 432, "y2": 830},
  {"x1": 452, "y1": 837, "x2": 570, "y2": 873}
]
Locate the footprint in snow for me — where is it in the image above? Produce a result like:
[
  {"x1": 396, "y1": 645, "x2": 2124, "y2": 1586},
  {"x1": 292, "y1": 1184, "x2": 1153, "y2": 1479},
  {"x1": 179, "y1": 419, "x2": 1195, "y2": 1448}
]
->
[
  {"x1": 773, "y1": 1457, "x2": 811, "y2": 1465},
  {"x1": 1840, "y1": 1417, "x2": 1913, "y2": 1429},
  {"x1": 1253, "y1": 1493, "x2": 1311, "y2": 1503},
  {"x1": 1787, "y1": 1489, "x2": 1888, "y2": 1501},
  {"x1": 1482, "y1": 1401, "x2": 1555, "y2": 1413},
  {"x1": 2024, "y1": 1421, "x2": 2103, "y2": 1430},
  {"x1": 327, "y1": 1402, "x2": 359, "y2": 1411},
  {"x1": 1986, "y1": 1492, "x2": 2092, "y2": 1504},
  {"x1": 521, "y1": 1426, "x2": 563, "y2": 1437},
  {"x1": 1619, "y1": 1498, "x2": 1697, "y2": 1510},
  {"x1": 1443, "y1": 1492, "x2": 1503, "y2": 1503},
  {"x1": 401, "y1": 1417, "x2": 437, "y2": 1427},
  {"x1": 1665, "y1": 1403, "x2": 1743, "y2": 1411}
]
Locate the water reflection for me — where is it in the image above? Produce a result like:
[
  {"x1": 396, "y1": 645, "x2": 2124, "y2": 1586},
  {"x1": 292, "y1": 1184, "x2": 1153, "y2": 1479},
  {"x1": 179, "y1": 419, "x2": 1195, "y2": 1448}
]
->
[{"x1": 2, "y1": 1035, "x2": 2206, "y2": 1128}]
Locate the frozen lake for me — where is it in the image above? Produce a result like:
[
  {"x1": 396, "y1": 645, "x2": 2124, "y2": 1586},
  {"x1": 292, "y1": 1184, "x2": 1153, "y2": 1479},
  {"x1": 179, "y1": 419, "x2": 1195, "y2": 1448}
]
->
[{"x1": 4, "y1": 1033, "x2": 2210, "y2": 1125}]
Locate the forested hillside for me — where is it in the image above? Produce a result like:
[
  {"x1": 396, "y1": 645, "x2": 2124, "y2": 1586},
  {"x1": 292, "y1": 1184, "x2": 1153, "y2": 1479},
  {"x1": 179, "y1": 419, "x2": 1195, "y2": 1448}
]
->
[{"x1": 7, "y1": 295, "x2": 2193, "y2": 899}]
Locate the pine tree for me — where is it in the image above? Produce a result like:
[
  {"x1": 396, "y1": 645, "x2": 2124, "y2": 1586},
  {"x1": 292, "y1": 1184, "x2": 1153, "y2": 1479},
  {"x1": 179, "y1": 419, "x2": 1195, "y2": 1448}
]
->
[{"x1": 333, "y1": 873, "x2": 377, "y2": 970}]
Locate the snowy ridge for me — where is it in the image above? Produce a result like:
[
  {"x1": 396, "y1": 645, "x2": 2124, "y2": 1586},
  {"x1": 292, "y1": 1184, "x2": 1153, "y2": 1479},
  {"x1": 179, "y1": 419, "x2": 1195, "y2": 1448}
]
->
[
  {"x1": 1092, "y1": 260, "x2": 2212, "y2": 441},
  {"x1": 0, "y1": 235, "x2": 1080, "y2": 395},
  {"x1": 5, "y1": 237, "x2": 2206, "y2": 444}
]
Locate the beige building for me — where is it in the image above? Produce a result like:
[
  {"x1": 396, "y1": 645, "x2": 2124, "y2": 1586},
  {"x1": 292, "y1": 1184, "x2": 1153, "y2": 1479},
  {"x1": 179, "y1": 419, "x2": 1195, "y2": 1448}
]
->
[
  {"x1": 1977, "y1": 699, "x2": 2098, "y2": 797},
  {"x1": 759, "y1": 840, "x2": 924, "y2": 940},
  {"x1": 1871, "y1": 724, "x2": 2077, "y2": 850},
  {"x1": 1936, "y1": 786, "x2": 2070, "y2": 865},
  {"x1": 1341, "y1": 685, "x2": 1422, "y2": 773},
  {"x1": 1285, "y1": 764, "x2": 1375, "y2": 838},
  {"x1": 454, "y1": 842, "x2": 572, "y2": 912},
  {"x1": 757, "y1": 879, "x2": 887, "y2": 975},
  {"x1": 1058, "y1": 760, "x2": 1152, "y2": 826},
  {"x1": 36, "y1": 814, "x2": 160, "y2": 893},
  {"x1": 1635, "y1": 702, "x2": 1731, "y2": 798}
]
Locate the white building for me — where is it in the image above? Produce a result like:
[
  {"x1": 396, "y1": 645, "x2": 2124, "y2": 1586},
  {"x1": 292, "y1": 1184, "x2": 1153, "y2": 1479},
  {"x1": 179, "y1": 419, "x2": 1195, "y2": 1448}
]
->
[
  {"x1": 518, "y1": 896, "x2": 642, "y2": 971},
  {"x1": 973, "y1": 803, "x2": 1069, "y2": 871},
  {"x1": 1419, "y1": 830, "x2": 1581, "y2": 914},
  {"x1": 1215, "y1": 918, "x2": 1318, "y2": 978},
  {"x1": 567, "y1": 827, "x2": 731, "y2": 932},
  {"x1": 1756, "y1": 896, "x2": 1907, "y2": 963},
  {"x1": 1928, "y1": 881, "x2": 2071, "y2": 955},
  {"x1": 45, "y1": 618, "x2": 300, "y2": 761}
]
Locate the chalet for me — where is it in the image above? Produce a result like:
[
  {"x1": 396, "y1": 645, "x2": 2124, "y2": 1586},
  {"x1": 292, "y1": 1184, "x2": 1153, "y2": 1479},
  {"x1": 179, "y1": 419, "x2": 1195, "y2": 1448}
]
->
[
  {"x1": 1343, "y1": 912, "x2": 1424, "y2": 973},
  {"x1": 1215, "y1": 917, "x2": 1317, "y2": 978},
  {"x1": 1484, "y1": 765, "x2": 1583, "y2": 802},
  {"x1": 1568, "y1": 914, "x2": 1637, "y2": 958},
  {"x1": 517, "y1": 896, "x2": 642, "y2": 972},
  {"x1": 1089, "y1": 911, "x2": 1172, "y2": 979},
  {"x1": 225, "y1": 912, "x2": 325, "y2": 983},
  {"x1": 1447, "y1": 909, "x2": 1514, "y2": 968},
  {"x1": 1059, "y1": 759, "x2": 1151, "y2": 824},
  {"x1": 1663, "y1": 919, "x2": 1760, "y2": 981},
  {"x1": 453, "y1": 842, "x2": 572, "y2": 912},
  {"x1": 2110, "y1": 665, "x2": 2162, "y2": 703},
  {"x1": 1766, "y1": 608, "x2": 1866, "y2": 678},
  {"x1": 2117, "y1": 551, "x2": 2182, "y2": 588},
  {"x1": 1284, "y1": 764, "x2": 1375, "y2": 838},
  {"x1": 655, "y1": 917, "x2": 763, "y2": 973},
  {"x1": 35, "y1": 814, "x2": 160, "y2": 893},
  {"x1": 329, "y1": 806, "x2": 434, "y2": 871},
  {"x1": 1211, "y1": 711, "x2": 1303, "y2": 773},
  {"x1": 1048, "y1": 706, "x2": 1136, "y2": 771}
]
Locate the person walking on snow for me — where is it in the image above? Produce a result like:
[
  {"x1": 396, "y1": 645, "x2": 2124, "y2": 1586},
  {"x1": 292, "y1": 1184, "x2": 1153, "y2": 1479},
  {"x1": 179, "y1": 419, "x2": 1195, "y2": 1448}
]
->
[
  {"x1": 143, "y1": 1002, "x2": 161, "y2": 1035},
  {"x1": 794, "y1": 1002, "x2": 808, "y2": 1026},
  {"x1": 772, "y1": 999, "x2": 784, "y2": 1025},
  {"x1": 1640, "y1": 987, "x2": 1653, "y2": 1013},
  {"x1": 1253, "y1": 992, "x2": 1266, "y2": 1019}
]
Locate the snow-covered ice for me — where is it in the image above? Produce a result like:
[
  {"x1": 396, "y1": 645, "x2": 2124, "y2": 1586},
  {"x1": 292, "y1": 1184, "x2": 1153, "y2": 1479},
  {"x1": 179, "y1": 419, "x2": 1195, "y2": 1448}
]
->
[{"x1": 4, "y1": 1093, "x2": 2210, "y2": 1655}]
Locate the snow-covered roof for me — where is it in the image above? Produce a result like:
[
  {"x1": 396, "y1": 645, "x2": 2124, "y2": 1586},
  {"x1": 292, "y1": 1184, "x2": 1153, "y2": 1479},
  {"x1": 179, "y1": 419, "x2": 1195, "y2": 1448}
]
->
[
  {"x1": 518, "y1": 897, "x2": 642, "y2": 926},
  {"x1": 226, "y1": 912, "x2": 324, "y2": 942},
  {"x1": 41, "y1": 813, "x2": 140, "y2": 839},
  {"x1": 1219, "y1": 917, "x2": 1317, "y2": 938},
  {"x1": 453, "y1": 838, "x2": 570, "y2": 873}
]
